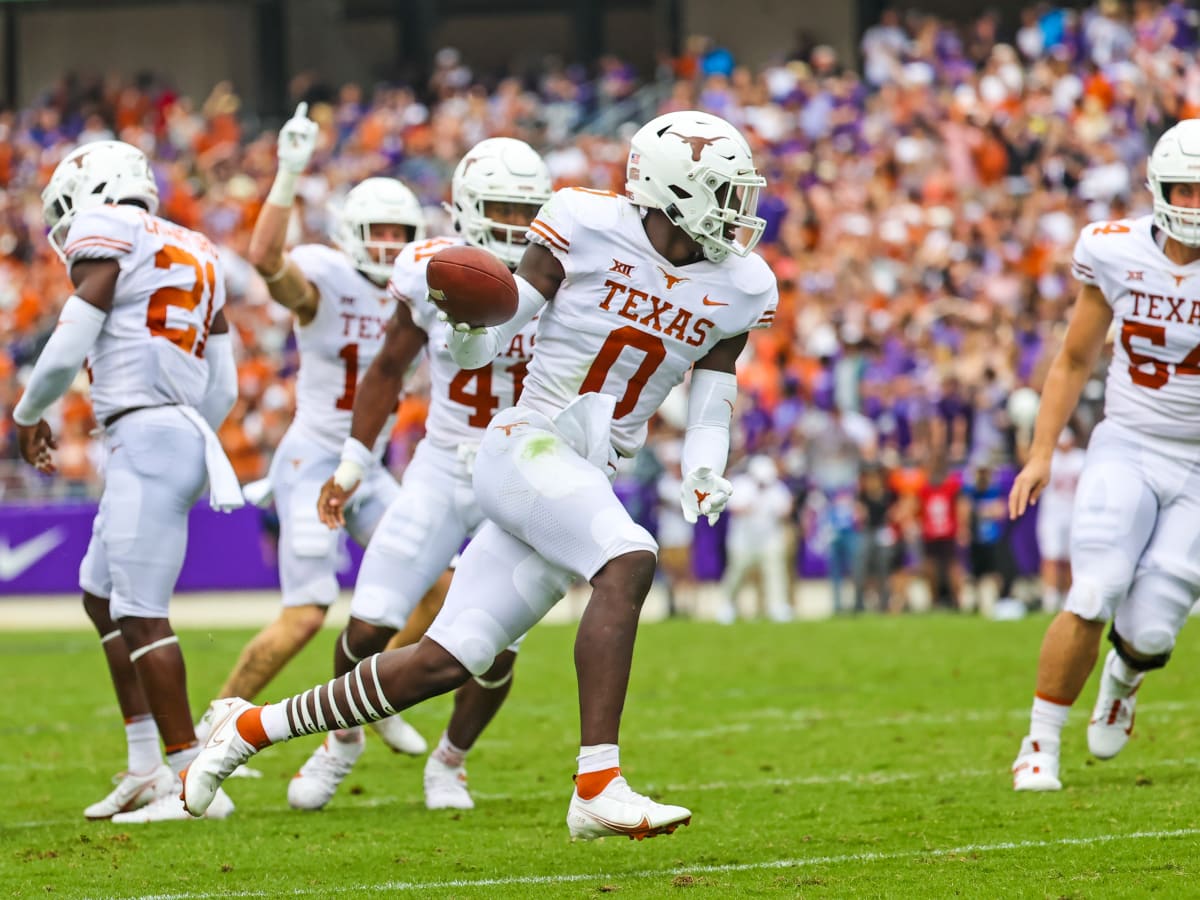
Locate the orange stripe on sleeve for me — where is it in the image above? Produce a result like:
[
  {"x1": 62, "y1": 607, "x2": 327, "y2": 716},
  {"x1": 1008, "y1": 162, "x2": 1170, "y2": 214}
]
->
[
  {"x1": 529, "y1": 224, "x2": 568, "y2": 253},
  {"x1": 530, "y1": 218, "x2": 569, "y2": 248}
]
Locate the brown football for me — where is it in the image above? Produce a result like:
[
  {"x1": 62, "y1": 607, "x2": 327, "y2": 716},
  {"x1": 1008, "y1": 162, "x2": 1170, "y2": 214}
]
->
[{"x1": 426, "y1": 245, "x2": 518, "y2": 328}]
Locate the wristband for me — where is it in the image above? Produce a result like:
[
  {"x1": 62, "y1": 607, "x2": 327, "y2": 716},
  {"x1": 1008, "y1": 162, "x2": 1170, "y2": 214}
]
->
[
  {"x1": 266, "y1": 169, "x2": 299, "y2": 207},
  {"x1": 333, "y1": 437, "x2": 374, "y2": 489}
]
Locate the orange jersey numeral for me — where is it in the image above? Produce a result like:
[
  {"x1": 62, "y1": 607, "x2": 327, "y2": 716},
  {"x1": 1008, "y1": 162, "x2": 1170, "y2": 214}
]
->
[
  {"x1": 579, "y1": 326, "x2": 667, "y2": 419},
  {"x1": 147, "y1": 245, "x2": 217, "y2": 357}
]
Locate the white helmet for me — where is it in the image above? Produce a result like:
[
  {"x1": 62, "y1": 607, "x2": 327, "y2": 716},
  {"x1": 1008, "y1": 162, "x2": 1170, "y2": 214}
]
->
[
  {"x1": 332, "y1": 177, "x2": 425, "y2": 284},
  {"x1": 41, "y1": 140, "x2": 159, "y2": 260},
  {"x1": 625, "y1": 110, "x2": 766, "y2": 263},
  {"x1": 447, "y1": 138, "x2": 552, "y2": 269},
  {"x1": 1147, "y1": 119, "x2": 1200, "y2": 247}
]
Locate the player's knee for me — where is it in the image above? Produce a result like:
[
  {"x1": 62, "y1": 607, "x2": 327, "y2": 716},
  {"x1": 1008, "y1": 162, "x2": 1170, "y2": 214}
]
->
[
  {"x1": 1064, "y1": 578, "x2": 1128, "y2": 622},
  {"x1": 412, "y1": 638, "x2": 472, "y2": 693},
  {"x1": 1110, "y1": 625, "x2": 1173, "y2": 671},
  {"x1": 284, "y1": 604, "x2": 327, "y2": 644},
  {"x1": 82, "y1": 592, "x2": 113, "y2": 630},
  {"x1": 592, "y1": 550, "x2": 657, "y2": 603},
  {"x1": 345, "y1": 617, "x2": 394, "y2": 661},
  {"x1": 474, "y1": 649, "x2": 517, "y2": 690}
]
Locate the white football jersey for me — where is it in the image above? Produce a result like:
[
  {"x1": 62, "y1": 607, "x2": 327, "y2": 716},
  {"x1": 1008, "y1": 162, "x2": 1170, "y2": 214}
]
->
[
  {"x1": 1073, "y1": 216, "x2": 1200, "y2": 439},
  {"x1": 523, "y1": 188, "x2": 778, "y2": 457},
  {"x1": 289, "y1": 244, "x2": 396, "y2": 456},
  {"x1": 388, "y1": 236, "x2": 539, "y2": 451},
  {"x1": 63, "y1": 205, "x2": 225, "y2": 424}
]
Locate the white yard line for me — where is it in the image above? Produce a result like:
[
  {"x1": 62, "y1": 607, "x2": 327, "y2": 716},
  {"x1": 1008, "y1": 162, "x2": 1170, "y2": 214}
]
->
[{"x1": 89, "y1": 827, "x2": 1200, "y2": 899}]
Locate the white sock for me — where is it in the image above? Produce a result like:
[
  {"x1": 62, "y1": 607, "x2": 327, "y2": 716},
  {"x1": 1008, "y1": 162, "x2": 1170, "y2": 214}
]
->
[
  {"x1": 125, "y1": 715, "x2": 162, "y2": 774},
  {"x1": 577, "y1": 743, "x2": 620, "y2": 774},
  {"x1": 1107, "y1": 650, "x2": 1144, "y2": 696},
  {"x1": 1029, "y1": 696, "x2": 1070, "y2": 745},
  {"x1": 433, "y1": 732, "x2": 468, "y2": 769},
  {"x1": 260, "y1": 702, "x2": 293, "y2": 743},
  {"x1": 166, "y1": 743, "x2": 200, "y2": 776},
  {"x1": 330, "y1": 727, "x2": 364, "y2": 756}
]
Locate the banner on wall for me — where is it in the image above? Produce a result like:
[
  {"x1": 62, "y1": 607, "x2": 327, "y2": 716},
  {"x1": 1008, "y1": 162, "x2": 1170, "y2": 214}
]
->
[{"x1": 0, "y1": 502, "x2": 364, "y2": 596}]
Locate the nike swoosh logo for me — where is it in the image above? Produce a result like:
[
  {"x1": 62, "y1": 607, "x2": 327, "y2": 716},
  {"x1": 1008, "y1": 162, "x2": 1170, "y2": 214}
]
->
[
  {"x1": 701, "y1": 295, "x2": 728, "y2": 307},
  {"x1": 0, "y1": 528, "x2": 67, "y2": 580}
]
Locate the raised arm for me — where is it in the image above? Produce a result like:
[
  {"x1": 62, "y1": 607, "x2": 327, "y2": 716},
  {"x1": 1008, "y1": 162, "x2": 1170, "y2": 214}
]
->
[{"x1": 245, "y1": 103, "x2": 321, "y2": 324}]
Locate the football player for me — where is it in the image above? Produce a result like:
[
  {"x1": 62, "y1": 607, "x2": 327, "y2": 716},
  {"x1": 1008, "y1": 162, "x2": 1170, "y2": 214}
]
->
[
  {"x1": 1010, "y1": 119, "x2": 1200, "y2": 791},
  {"x1": 17, "y1": 141, "x2": 241, "y2": 821},
  {"x1": 197, "y1": 104, "x2": 428, "y2": 757},
  {"x1": 286, "y1": 136, "x2": 551, "y2": 813},
  {"x1": 185, "y1": 110, "x2": 777, "y2": 842}
]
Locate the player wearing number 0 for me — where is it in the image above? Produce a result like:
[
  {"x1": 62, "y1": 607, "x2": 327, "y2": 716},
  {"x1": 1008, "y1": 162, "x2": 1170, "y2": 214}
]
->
[
  {"x1": 284, "y1": 137, "x2": 550, "y2": 813},
  {"x1": 195, "y1": 104, "x2": 429, "y2": 757},
  {"x1": 1010, "y1": 119, "x2": 1200, "y2": 792},
  {"x1": 15, "y1": 141, "x2": 241, "y2": 822},
  {"x1": 184, "y1": 110, "x2": 778, "y2": 841}
]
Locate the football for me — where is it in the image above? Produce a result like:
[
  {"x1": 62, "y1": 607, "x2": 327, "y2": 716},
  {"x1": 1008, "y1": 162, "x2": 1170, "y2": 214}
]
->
[{"x1": 426, "y1": 245, "x2": 519, "y2": 328}]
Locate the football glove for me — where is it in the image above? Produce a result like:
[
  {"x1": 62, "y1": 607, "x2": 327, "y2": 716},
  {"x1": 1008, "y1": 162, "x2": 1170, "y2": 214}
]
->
[
  {"x1": 428, "y1": 288, "x2": 486, "y2": 334},
  {"x1": 277, "y1": 102, "x2": 319, "y2": 174},
  {"x1": 680, "y1": 466, "x2": 733, "y2": 526}
]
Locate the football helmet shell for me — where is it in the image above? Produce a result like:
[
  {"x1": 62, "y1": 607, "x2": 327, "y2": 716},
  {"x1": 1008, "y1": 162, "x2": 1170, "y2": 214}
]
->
[
  {"x1": 446, "y1": 137, "x2": 552, "y2": 269},
  {"x1": 331, "y1": 177, "x2": 426, "y2": 284},
  {"x1": 625, "y1": 110, "x2": 767, "y2": 263},
  {"x1": 42, "y1": 140, "x2": 159, "y2": 260},
  {"x1": 1147, "y1": 119, "x2": 1200, "y2": 247}
]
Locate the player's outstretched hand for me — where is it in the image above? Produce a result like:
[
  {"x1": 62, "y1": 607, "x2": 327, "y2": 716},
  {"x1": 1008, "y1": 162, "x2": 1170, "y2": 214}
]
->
[
  {"x1": 16, "y1": 419, "x2": 57, "y2": 475},
  {"x1": 1009, "y1": 455, "x2": 1051, "y2": 520},
  {"x1": 317, "y1": 475, "x2": 357, "y2": 529},
  {"x1": 277, "y1": 102, "x2": 319, "y2": 175},
  {"x1": 681, "y1": 466, "x2": 733, "y2": 526}
]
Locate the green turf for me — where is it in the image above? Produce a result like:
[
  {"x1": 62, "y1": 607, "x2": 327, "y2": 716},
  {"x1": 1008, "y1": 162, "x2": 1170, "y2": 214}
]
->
[{"x1": 4, "y1": 613, "x2": 1200, "y2": 898}]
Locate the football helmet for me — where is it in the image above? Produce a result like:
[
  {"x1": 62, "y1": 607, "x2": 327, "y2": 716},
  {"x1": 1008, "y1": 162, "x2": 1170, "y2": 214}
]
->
[
  {"x1": 625, "y1": 110, "x2": 766, "y2": 263},
  {"x1": 447, "y1": 138, "x2": 552, "y2": 269},
  {"x1": 41, "y1": 140, "x2": 159, "y2": 260},
  {"x1": 332, "y1": 177, "x2": 425, "y2": 284},
  {"x1": 1147, "y1": 119, "x2": 1200, "y2": 247}
]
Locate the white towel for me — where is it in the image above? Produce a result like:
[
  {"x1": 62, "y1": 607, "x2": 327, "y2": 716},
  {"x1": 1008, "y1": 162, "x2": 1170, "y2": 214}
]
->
[
  {"x1": 241, "y1": 477, "x2": 274, "y2": 508},
  {"x1": 177, "y1": 406, "x2": 245, "y2": 512},
  {"x1": 551, "y1": 392, "x2": 617, "y2": 471}
]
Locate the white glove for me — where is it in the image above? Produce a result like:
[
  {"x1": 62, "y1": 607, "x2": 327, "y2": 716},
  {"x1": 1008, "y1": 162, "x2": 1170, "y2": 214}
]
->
[
  {"x1": 428, "y1": 289, "x2": 485, "y2": 334},
  {"x1": 276, "y1": 102, "x2": 318, "y2": 174},
  {"x1": 680, "y1": 466, "x2": 733, "y2": 526},
  {"x1": 456, "y1": 442, "x2": 480, "y2": 477}
]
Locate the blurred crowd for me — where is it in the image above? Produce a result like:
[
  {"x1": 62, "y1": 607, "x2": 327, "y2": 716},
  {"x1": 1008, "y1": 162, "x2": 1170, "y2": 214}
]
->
[{"x1": 1, "y1": 1, "x2": 1197, "y2": 610}]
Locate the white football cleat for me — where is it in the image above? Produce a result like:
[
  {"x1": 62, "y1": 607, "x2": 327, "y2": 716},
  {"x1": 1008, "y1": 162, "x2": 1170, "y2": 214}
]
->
[
  {"x1": 1012, "y1": 736, "x2": 1062, "y2": 792},
  {"x1": 181, "y1": 698, "x2": 260, "y2": 817},
  {"x1": 195, "y1": 704, "x2": 263, "y2": 779},
  {"x1": 424, "y1": 755, "x2": 474, "y2": 810},
  {"x1": 1088, "y1": 651, "x2": 1140, "y2": 760},
  {"x1": 370, "y1": 714, "x2": 428, "y2": 755},
  {"x1": 111, "y1": 781, "x2": 235, "y2": 823},
  {"x1": 84, "y1": 765, "x2": 175, "y2": 820},
  {"x1": 287, "y1": 732, "x2": 365, "y2": 811},
  {"x1": 566, "y1": 775, "x2": 691, "y2": 840}
]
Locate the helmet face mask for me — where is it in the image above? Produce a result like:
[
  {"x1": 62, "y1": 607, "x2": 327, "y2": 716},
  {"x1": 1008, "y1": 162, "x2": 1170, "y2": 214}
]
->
[
  {"x1": 41, "y1": 140, "x2": 159, "y2": 260},
  {"x1": 1147, "y1": 119, "x2": 1200, "y2": 248},
  {"x1": 626, "y1": 111, "x2": 767, "y2": 263},
  {"x1": 448, "y1": 138, "x2": 552, "y2": 269},
  {"x1": 332, "y1": 177, "x2": 425, "y2": 284}
]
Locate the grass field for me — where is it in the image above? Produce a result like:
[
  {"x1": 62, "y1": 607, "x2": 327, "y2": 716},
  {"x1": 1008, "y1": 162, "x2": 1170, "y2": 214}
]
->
[{"x1": 5, "y1": 613, "x2": 1200, "y2": 898}]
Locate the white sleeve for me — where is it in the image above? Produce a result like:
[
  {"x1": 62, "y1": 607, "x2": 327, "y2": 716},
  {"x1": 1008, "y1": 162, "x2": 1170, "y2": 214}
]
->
[
  {"x1": 12, "y1": 296, "x2": 107, "y2": 426},
  {"x1": 198, "y1": 333, "x2": 237, "y2": 429},
  {"x1": 446, "y1": 274, "x2": 548, "y2": 370},
  {"x1": 63, "y1": 207, "x2": 139, "y2": 264},
  {"x1": 1071, "y1": 224, "x2": 1101, "y2": 287},
  {"x1": 680, "y1": 368, "x2": 738, "y2": 478}
]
